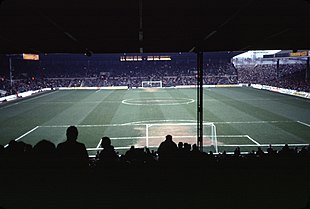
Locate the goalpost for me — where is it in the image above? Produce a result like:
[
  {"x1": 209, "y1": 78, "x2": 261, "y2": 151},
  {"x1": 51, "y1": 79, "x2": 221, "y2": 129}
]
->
[
  {"x1": 207, "y1": 122, "x2": 218, "y2": 153},
  {"x1": 141, "y1": 81, "x2": 162, "y2": 88},
  {"x1": 146, "y1": 122, "x2": 218, "y2": 153}
]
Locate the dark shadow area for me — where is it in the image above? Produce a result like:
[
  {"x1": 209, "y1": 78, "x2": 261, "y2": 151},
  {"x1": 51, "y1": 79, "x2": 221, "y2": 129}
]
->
[{"x1": 0, "y1": 128, "x2": 309, "y2": 209}]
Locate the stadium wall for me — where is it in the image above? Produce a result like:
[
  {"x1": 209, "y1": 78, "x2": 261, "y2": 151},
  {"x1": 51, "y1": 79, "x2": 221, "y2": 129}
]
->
[
  {"x1": 58, "y1": 86, "x2": 128, "y2": 90},
  {"x1": 251, "y1": 84, "x2": 310, "y2": 99},
  {"x1": 0, "y1": 88, "x2": 51, "y2": 103},
  {"x1": 1, "y1": 84, "x2": 309, "y2": 104}
]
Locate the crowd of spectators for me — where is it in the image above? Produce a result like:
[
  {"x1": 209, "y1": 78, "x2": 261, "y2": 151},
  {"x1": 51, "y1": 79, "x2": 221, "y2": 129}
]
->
[
  {"x1": 0, "y1": 61, "x2": 238, "y2": 97},
  {"x1": 237, "y1": 63, "x2": 310, "y2": 92},
  {"x1": 0, "y1": 126, "x2": 309, "y2": 209},
  {"x1": 1, "y1": 62, "x2": 309, "y2": 97}
]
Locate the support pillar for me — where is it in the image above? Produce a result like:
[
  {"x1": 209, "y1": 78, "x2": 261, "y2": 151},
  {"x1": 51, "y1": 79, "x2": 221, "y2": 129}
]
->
[{"x1": 197, "y1": 51, "x2": 203, "y2": 151}]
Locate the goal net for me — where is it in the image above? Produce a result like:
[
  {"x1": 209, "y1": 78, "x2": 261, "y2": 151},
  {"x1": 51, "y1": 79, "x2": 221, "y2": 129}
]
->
[{"x1": 142, "y1": 81, "x2": 162, "y2": 88}]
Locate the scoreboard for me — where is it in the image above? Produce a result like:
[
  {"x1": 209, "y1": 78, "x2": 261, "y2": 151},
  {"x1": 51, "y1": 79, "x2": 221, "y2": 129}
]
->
[
  {"x1": 120, "y1": 55, "x2": 171, "y2": 62},
  {"x1": 22, "y1": 53, "x2": 39, "y2": 61},
  {"x1": 289, "y1": 51, "x2": 308, "y2": 57}
]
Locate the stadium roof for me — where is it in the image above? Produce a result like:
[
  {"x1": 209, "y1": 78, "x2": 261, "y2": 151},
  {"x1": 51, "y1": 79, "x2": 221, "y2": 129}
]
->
[{"x1": 0, "y1": 0, "x2": 309, "y2": 54}]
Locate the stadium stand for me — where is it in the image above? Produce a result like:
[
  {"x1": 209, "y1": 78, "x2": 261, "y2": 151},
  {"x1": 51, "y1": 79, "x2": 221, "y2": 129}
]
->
[
  {"x1": 237, "y1": 63, "x2": 309, "y2": 92},
  {"x1": 2, "y1": 60, "x2": 309, "y2": 99}
]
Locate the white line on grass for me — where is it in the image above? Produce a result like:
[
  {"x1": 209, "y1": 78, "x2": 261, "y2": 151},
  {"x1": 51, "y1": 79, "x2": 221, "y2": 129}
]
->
[
  {"x1": 123, "y1": 119, "x2": 294, "y2": 126},
  {"x1": 297, "y1": 121, "x2": 310, "y2": 128},
  {"x1": 87, "y1": 143, "x2": 309, "y2": 152},
  {"x1": 204, "y1": 98, "x2": 299, "y2": 102},
  {"x1": 259, "y1": 143, "x2": 309, "y2": 147},
  {"x1": 220, "y1": 144, "x2": 262, "y2": 147},
  {"x1": 122, "y1": 98, "x2": 195, "y2": 106},
  {"x1": 87, "y1": 146, "x2": 145, "y2": 151},
  {"x1": 105, "y1": 135, "x2": 249, "y2": 140},
  {"x1": 39, "y1": 124, "x2": 145, "y2": 128},
  {"x1": 96, "y1": 138, "x2": 102, "y2": 148},
  {"x1": 145, "y1": 124, "x2": 149, "y2": 147},
  {"x1": 246, "y1": 135, "x2": 261, "y2": 146},
  {"x1": 4, "y1": 126, "x2": 39, "y2": 148},
  {"x1": 214, "y1": 121, "x2": 293, "y2": 124},
  {"x1": 219, "y1": 143, "x2": 309, "y2": 147}
]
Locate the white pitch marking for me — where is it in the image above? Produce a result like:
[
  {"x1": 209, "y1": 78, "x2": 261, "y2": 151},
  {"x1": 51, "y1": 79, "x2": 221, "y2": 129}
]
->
[
  {"x1": 4, "y1": 126, "x2": 39, "y2": 148},
  {"x1": 246, "y1": 135, "x2": 261, "y2": 146},
  {"x1": 213, "y1": 121, "x2": 293, "y2": 125},
  {"x1": 259, "y1": 143, "x2": 309, "y2": 147},
  {"x1": 122, "y1": 98, "x2": 195, "y2": 106},
  {"x1": 40, "y1": 120, "x2": 294, "y2": 128},
  {"x1": 87, "y1": 146, "x2": 146, "y2": 151},
  {"x1": 220, "y1": 144, "x2": 262, "y2": 147},
  {"x1": 86, "y1": 143, "x2": 310, "y2": 152},
  {"x1": 123, "y1": 119, "x2": 294, "y2": 125},
  {"x1": 297, "y1": 121, "x2": 310, "y2": 128},
  {"x1": 145, "y1": 124, "x2": 149, "y2": 147},
  {"x1": 96, "y1": 138, "x2": 102, "y2": 149},
  {"x1": 104, "y1": 135, "x2": 249, "y2": 140},
  {"x1": 40, "y1": 123, "x2": 145, "y2": 128}
]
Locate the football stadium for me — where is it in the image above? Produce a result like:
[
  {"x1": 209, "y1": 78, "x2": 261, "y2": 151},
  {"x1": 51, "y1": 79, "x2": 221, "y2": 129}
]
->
[
  {"x1": 1, "y1": 52, "x2": 310, "y2": 209},
  {"x1": 0, "y1": 0, "x2": 309, "y2": 209}
]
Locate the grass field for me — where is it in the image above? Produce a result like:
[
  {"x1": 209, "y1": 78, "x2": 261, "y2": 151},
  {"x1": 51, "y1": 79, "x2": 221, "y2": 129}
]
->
[{"x1": 1, "y1": 87, "x2": 309, "y2": 155}]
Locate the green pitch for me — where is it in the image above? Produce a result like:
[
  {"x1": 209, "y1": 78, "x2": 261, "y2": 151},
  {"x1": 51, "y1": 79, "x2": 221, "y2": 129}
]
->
[{"x1": 0, "y1": 87, "x2": 309, "y2": 154}]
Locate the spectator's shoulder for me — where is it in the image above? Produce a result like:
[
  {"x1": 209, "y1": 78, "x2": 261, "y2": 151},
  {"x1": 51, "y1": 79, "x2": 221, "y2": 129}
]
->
[
  {"x1": 56, "y1": 141, "x2": 65, "y2": 149},
  {"x1": 76, "y1": 141, "x2": 87, "y2": 149}
]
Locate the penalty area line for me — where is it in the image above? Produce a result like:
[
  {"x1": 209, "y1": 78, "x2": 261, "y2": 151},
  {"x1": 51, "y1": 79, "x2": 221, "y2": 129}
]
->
[
  {"x1": 4, "y1": 126, "x2": 39, "y2": 148},
  {"x1": 96, "y1": 138, "x2": 102, "y2": 149},
  {"x1": 246, "y1": 135, "x2": 261, "y2": 146},
  {"x1": 297, "y1": 121, "x2": 310, "y2": 128}
]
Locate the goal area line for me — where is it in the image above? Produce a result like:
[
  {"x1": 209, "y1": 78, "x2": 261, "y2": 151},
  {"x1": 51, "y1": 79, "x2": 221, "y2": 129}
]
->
[
  {"x1": 87, "y1": 143, "x2": 310, "y2": 151},
  {"x1": 87, "y1": 134, "x2": 309, "y2": 151},
  {"x1": 4, "y1": 121, "x2": 309, "y2": 153}
]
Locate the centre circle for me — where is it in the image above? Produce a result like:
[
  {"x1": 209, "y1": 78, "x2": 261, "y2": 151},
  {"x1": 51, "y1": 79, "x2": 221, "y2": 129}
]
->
[{"x1": 121, "y1": 98, "x2": 195, "y2": 106}]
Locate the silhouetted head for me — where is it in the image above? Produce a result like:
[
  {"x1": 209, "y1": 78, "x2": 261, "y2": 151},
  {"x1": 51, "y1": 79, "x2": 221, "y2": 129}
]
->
[
  {"x1": 33, "y1": 139, "x2": 56, "y2": 156},
  {"x1": 178, "y1": 142, "x2": 183, "y2": 149},
  {"x1": 66, "y1": 126, "x2": 78, "y2": 142},
  {"x1": 166, "y1": 135, "x2": 172, "y2": 142},
  {"x1": 101, "y1": 136, "x2": 111, "y2": 148},
  {"x1": 0, "y1": 144, "x2": 4, "y2": 155},
  {"x1": 192, "y1": 144, "x2": 198, "y2": 151}
]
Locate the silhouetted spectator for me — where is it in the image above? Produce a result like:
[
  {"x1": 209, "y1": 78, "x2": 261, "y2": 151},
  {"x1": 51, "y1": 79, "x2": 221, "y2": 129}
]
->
[
  {"x1": 144, "y1": 147, "x2": 156, "y2": 165},
  {"x1": 97, "y1": 136, "x2": 119, "y2": 167},
  {"x1": 0, "y1": 144, "x2": 4, "y2": 156},
  {"x1": 57, "y1": 126, "x2": 89, "y2": 170},
  {"x1": 157, "y1": 135, "x2": 178, "y2": 163},
  {"x1": 3, "y1": 140, "x2": 32, "y2": 169},
  {"x1": 256, "y1": 147, "x2": 265, "y2": 157},
  {"x1": 299, "y1": 146, "x2": 309, "y2": 157},
  {"x1": 267, "y1": 144, "x2": 275, "y2": 156},
  {"x1": 177, "y1": 142, "x2": 183, "y2": 150},
  {"x1": 0, "y1": 144, "x2": 4, "y2": 168},
  {"x1": 234, "y1": 146, "x2": 241, "y2": 157},
  {"x1": 279, "y1": 143, "x2": 293, "y2": 157},
  {"x1": 32, "y1": 139, "x2": 56, "y2": 169}
]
